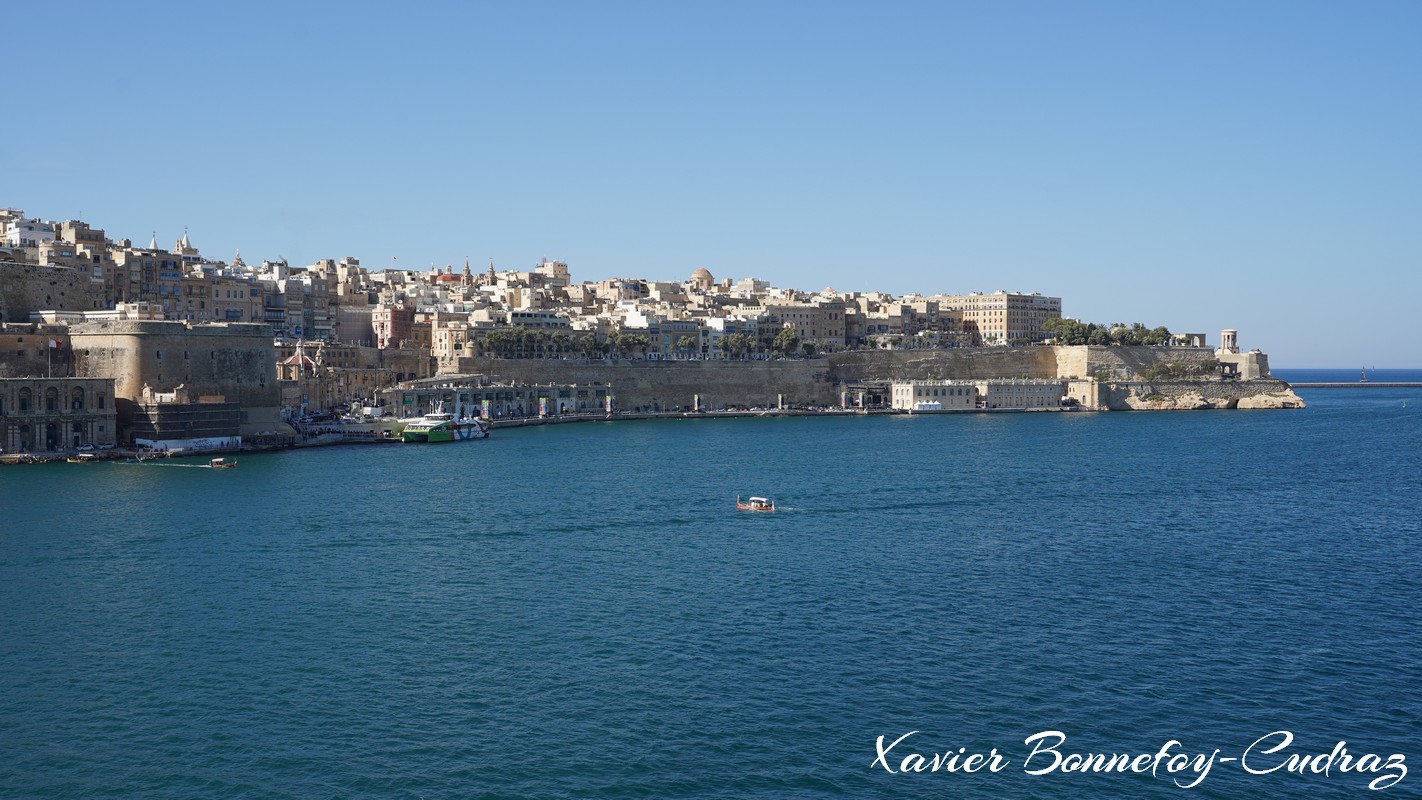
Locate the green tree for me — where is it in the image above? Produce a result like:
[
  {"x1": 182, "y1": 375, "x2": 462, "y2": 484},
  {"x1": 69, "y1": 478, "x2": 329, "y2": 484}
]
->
[
  {"x1": 1143, "y1": 325, "x2": 1172, "y2": 346},
  {"x1": 620, "y1": 333, "x2": 650, "y2": 358},
  {"x1": 772, "y1": 327, "x2": 800, "y2": 356}
]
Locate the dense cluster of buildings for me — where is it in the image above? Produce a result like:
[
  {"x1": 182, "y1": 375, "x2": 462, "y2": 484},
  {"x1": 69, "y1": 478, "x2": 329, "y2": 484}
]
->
[
  {"x1": 3, "y1": 205, "x2": 1270, "y2": 455},
  {"x1": 0, "y1": 207, "x2": 1065, "y2": 364}
]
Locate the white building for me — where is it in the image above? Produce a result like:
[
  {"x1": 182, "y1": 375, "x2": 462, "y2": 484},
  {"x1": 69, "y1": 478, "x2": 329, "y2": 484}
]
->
[
  {"x1": 4, "y1": 217, "x2": 56, "y2": 249},
  {"x1": 975, "y1": 379, "x2": 1066, "y2": 409},
  {"x1": 890, "y1": 378, "x2": 1067, "y2": 411},
  {"x1": 890, "y1": 380, "x2": 978, "y2": 411}
]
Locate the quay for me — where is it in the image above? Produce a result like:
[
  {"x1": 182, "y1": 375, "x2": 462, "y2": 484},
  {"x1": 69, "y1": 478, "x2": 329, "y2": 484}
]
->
[
  {"x1": 1, "y1": 406, "x2": 1084, "y2": 465},
  {"x1": 488, "y1": 408, "x2": 888, "y2": 429},
  {"x1": 486, "y1": 405, "x2": 1087, "y2": 429},
  {"x1": 1291, "y1": 382, "x2": 1422, "y2": 389}
]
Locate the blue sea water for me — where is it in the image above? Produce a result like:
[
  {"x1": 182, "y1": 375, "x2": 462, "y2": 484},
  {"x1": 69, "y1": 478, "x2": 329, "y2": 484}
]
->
[
  {"x1": 1274, "y1": 368, "x2": 1422, "y2": 384},
  {"x1": 2, "y1": 384, "x2": 1419, "y2": 799}
]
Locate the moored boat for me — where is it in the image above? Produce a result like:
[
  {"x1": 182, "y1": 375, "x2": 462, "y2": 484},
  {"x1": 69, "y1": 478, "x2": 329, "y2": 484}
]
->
[
  {"x1": 340, "y1": 407, "x2": 407, "y2": 440},
  {"x1": 401, "y1": 404, "x2": 490, "y2": 443}
]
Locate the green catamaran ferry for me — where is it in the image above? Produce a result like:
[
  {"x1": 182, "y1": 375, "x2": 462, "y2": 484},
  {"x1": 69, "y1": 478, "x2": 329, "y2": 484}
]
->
[{"x1": 400, "y1": 406, "x2": 491, "y2": 443}]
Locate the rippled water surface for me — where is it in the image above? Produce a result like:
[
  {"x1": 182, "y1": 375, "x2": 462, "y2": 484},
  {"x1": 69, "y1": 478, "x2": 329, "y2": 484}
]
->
[{"x1": 3, "y1": 385, "x2": 1419, "y2": 798}]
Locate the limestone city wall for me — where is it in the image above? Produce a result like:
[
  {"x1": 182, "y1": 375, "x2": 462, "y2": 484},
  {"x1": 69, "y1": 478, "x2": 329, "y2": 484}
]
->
[
  {"x1": 0, "y1": 261, "x2": 104, "y2": 324},
  {"x1": 68, "y1": 320, "x2": 281, "y2": 433}
]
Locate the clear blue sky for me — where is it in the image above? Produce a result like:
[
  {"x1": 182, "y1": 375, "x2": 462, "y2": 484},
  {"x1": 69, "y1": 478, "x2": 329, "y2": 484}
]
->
[{"x1": 5, "y1": 1, "x2": 1419, "y2": 366}]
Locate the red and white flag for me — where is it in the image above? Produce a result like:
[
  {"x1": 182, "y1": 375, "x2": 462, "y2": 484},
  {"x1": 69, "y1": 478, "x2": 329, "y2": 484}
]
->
[{"x1": 48, "y1": 339, "x2": 63, "y2": 349}]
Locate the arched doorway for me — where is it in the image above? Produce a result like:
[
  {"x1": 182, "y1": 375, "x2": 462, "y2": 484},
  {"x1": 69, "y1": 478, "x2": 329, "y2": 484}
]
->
[{"x1": 45, "y1": 423, "x2": 58, "y2": 451}]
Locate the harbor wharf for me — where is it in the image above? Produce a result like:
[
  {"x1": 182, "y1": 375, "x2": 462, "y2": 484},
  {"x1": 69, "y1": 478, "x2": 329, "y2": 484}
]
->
[{"x1": 2, "y1": 406, "x2": 1090, "y2": 464}]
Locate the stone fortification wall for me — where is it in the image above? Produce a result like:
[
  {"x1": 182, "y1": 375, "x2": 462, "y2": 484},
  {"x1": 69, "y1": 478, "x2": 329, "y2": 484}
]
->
[
  {"x1": 68, "y1": 320, "x2": 281, "y2": 433},
  {"x1": 0, "y1": 262, "x2": 103, "y2": 323},
  {"x1": 1054, "y1": 345, "x2": 1223, "y2": 380},
  {"x1": 458, "y1": 349, "x2": 1056, "y2": 409},
  {"x1": 376, "y1": 347, "x2": 435, "y2": 380},
  {"x1": 440, "y1": 347, "x2": 1298, "y2": 411},
  {"x1": 0, "y1": 324, "x2": 73, "y2": 378},
  {"x1": 826, "y1": 348, "x2": 1059, "y2": 382},
  {"x1": 453, "y1": 357, "x2": 832, "y2": 409}
]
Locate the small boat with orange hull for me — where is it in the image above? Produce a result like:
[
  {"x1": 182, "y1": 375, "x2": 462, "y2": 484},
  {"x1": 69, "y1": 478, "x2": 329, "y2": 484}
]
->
[{"x1": 737, "y1": 495, "x2": 775, "y2": 512}]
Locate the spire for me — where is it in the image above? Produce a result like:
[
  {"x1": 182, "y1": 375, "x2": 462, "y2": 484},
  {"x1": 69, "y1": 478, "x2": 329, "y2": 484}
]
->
[
  {"x1": 181, "y1": 227, "x2": 191, "y2": 248},
  {"x1": 149, "y1": 231, "x2": 158, "y2": 250}
]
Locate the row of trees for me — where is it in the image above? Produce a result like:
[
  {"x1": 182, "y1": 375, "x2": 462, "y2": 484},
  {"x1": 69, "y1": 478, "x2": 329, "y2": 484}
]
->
[
  {"x1": 478, "y1": 319, "x2": 1184, "y2": 359},
  {"x1": 481, "y1": 328, "x2": 655, "y2": 359},
  {"x1": 1041, "y1": 319, "x2": 1173, "y2": 346}
]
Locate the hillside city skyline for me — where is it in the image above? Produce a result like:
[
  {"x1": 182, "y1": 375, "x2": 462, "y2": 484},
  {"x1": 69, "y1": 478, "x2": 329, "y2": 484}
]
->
[{"x1": 2, "y1": 203, "x2": 1077, "y2": 356}]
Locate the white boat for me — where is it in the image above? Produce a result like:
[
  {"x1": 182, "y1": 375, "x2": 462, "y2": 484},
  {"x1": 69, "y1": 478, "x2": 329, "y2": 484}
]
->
[
  {"x1": 340, "y1": 408, "x2": 408, "y2": 440},
  {"x1": 401, "y1": 403, "x2": 490, "y2": 443},
  {"x1": 737, "y1": 495, "x2": 775, "y2": 512}
]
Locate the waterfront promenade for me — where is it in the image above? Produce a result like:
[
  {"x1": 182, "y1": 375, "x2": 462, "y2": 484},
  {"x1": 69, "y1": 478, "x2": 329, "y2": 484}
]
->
[{"x1": 1, "y1": 406, "x2": 1089, "y2": 465}]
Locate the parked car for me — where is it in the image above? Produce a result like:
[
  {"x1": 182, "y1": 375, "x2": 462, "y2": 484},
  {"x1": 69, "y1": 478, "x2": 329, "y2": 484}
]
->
[
  {"x1": 76, "y1": 443, "x2": 96, "y2": 452},
  {"x1": 97, "y1": 443, "x2": 116, "y2": 450}
]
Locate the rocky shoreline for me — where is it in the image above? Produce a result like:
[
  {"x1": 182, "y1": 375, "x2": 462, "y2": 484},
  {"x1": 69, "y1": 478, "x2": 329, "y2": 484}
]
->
[{"x1": 1104, "y1": 378, "x2": 1306, "y2": 410}]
